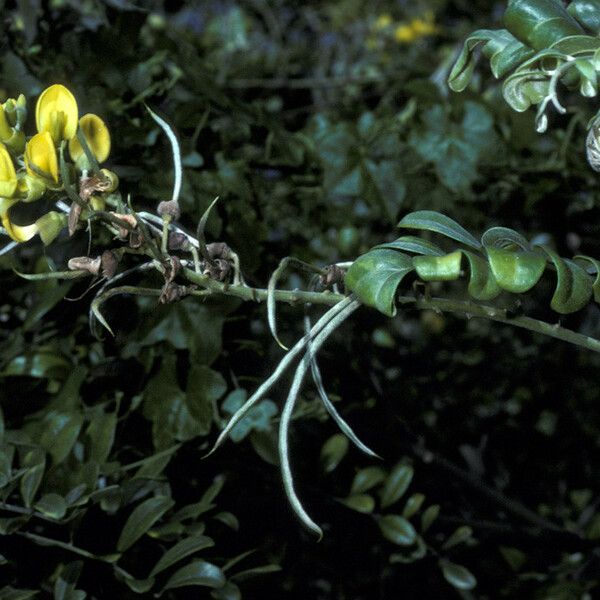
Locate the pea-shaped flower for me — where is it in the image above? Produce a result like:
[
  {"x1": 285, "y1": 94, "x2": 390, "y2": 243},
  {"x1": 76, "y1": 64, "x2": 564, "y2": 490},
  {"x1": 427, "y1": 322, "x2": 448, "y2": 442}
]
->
[
  {"x1": 0, "y1": 143, "x2": 18, "y2": 198},
  {"x1": 0, "y1": 197, "x2": 37, "y2": 242},
  {"x1": 69, "y1": 114, "x2": 111, "y2": 167},
  {"x1": 35, "y1": 84, "x2": 78, "y2": 143},
  {"x1": 25, "y1": 132, "x2": 59, "y2": 183}
]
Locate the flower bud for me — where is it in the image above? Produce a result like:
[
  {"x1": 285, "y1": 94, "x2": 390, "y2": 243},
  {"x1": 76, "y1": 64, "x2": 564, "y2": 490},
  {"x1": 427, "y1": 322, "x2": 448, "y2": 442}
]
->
[
  {"x1": 101, "y1": 250, "x2": 118, "y2": 278},
  {"x1": 157, "y1": 200, "x2": 181, "y2": 220},
  {"x1": 36, "y1": 211, "x2": 66, "y2": 245},
  {"x1": 168, "y1": 231, "x2": 190, "y2": 251},
  {"x1": 68, "y1": 255, "x2": 101, "y2": 275}
]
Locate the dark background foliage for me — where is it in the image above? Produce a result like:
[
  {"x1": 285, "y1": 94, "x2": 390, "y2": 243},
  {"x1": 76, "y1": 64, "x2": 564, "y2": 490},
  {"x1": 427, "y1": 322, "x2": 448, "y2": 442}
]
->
[{"x1": 2, "y1": 0, "x2": 600, "y2": 598}]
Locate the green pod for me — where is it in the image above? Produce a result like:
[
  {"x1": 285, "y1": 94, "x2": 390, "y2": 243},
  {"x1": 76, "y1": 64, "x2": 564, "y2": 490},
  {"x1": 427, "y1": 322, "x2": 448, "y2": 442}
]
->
[
  {"x1": 504, "y1": 0, "x2": 584, "y2": 50},
  {"x1": 568, "y1": 0, "x2": 600, "y2": 34},
  {"x1": 486, "y1": 247, "x2": 546, "y2": 293},
  {"x1": 413, "y1": 251, "x2": 462, "y2": 281},
  {"x1": 540, "y1": 246, "x2": 593, "y2": 313}
]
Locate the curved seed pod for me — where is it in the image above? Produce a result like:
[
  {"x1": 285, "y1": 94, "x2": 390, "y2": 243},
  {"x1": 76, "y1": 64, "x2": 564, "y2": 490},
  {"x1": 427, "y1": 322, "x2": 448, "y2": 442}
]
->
[
  {"x1": 539, "y1": 246, "x2": 593, "y2": 313},
  {"x1": 504, "y1": 0, "x2": 583, "y2": 51},
  {"x1": 448, "y1": 29, "x2": 534, "y2": 92},
  {"x1": 574, "y1": 255, "x2": 600, "y2": 302},
  {"x1": 568, "y1": 0, "x2": 600, "y2": 34},
  {"x1": 485, "y1": 247, "x2": 546, "y2": 293},
  {"x1": 412, "y1": 251, "x2": 501, "y2": 301}
]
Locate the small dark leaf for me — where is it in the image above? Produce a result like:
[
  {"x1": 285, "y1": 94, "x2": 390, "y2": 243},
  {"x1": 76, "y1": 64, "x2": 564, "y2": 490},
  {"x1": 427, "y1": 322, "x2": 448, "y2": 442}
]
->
[
  {"x1": 163, "y1": 560, "x2": 226, "y2": 591},
  {"x1": 378, "y1": 515, "x2": 417, "y2": 546},
  {"x1": 117, "y1": 495, "x2": 175, "y2": 552},
  {"x1": 440, "y1": 560, "x2": 477, "y2": 590},
  {"x1": 381, "y1": 464, "x2": 414, "y2": 508}
]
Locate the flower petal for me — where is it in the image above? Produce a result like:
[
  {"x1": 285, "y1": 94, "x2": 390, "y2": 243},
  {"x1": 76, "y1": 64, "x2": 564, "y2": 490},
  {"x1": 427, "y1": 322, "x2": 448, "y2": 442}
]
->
[
  {"x1": 36, "y1": 84, "x2": 78, "y2": 142},
  {"x1": 0, "y1": 143, "x2": 17, "y2": 197},
  {"x1": 69, "y1": 113, "x2": 111, "y2": 163},
  {"x1": 25, "y1": 132, "x2": 59, "y2": 183}
]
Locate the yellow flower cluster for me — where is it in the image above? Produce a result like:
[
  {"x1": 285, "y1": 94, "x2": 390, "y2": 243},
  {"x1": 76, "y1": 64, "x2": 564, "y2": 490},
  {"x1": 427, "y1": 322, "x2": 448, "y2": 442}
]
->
[
  {"x1": 371, "y1": 12, "x2": 439, "y2": 44},
  {"x1": 0, "y1": 84, "x2": 113, "y2": 244}
]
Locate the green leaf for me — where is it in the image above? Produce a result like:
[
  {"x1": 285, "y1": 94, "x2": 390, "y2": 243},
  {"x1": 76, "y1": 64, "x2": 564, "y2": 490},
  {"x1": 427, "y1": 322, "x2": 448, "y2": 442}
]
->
[
  {"x1": 504, "y1": 0, "x2": 583, "y2": 51},
  {"x1": 381, "y1": 464, "x2": 414, "y2": 508},
  {"x1": 413, "y1": 251, "x2": 462, "y2": 281},
  {"x1": 40, "y1": 410, "x2": 84, "y2": 465},
  {"x1": 486, "y1": 247, "x2": 546, "y2": 293},
  {"x1": 340, "y1": 494, "x2": 375, "y2": 514},
  {"x1": 150, "y1": 535, "x2": 215, "y2": 577},
  {"x1": 481, "y1": 227, "x2": 530, "y2": 250},
  {"x1": 20, "y1": 449, "x2": 45, "y2": 508},
  {"x1": 540, "y1": 247, "x2": 593, "y2": 313},
  {"x1": 117, "y1": 495, "x2": 175, "y2": 552},
  {"x1": 34, "y1": 493, "x2": 67, "y2": 520},
  {"x1": 574, "y1": 255, "x2": 600, "y2": 302},
  {"x1": 345, "y1": 249, "x2": 414, "y2": 317},
  {"x1": 3, "y1": 352, "x2": 70, "y2": 379},
  {"x1": 375, "y1": 236, "x2": 445, "y2": 256},
  {"x1": 403, "y1": 493, "x2": 426, "y2": 519},
  {"x1": 186, "y1": 365, "x2": 227, "y2": 430},
  {"x1": 85, "y1": 407, "x2": 117, "y2": 465},
  {"x1": 398, "y1": 211, "x2": 481, "y2": 249},
  {"x1": 421, "y1": 504, "x2": 440, "y2": 532},
  {"x1": 448, "y1": 29, "x2": 534, "y2": 92},
  {"x1": 502, "y1": 71, "x2": 550, "y2": 112},
  {"x1": 442, "y1": 525, "x2": 473, "y2": 549},
  {"x1": 378, "y1": 515, "x2": 418, "y2": 546},
  {"x1": 163, "y1": 560, "x2": 226, "y2": 591},
  {"x1": 439, "y1": 560, "x2": 477, "y2": 591},
  {"x1": 0, "y1": 586, "x2": 39, "y2": 600},
  {"x1": 462, "y1": 251, "x2": 503, "y2": 300},
  {"x1": 568, "y1": 0, "x2": 600, "y2": 33},
  {"x1": 350, "y1": 466, "x2": 387, "y2": 494},
  {"x1": 320, "y1": 433, "x2": 349, "y2": 473}
]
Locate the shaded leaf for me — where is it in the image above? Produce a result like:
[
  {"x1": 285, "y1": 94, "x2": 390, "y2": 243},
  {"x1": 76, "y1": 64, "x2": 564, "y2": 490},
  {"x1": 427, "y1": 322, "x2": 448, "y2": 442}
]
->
[
  {"x1": 381, "y1": 464, "x2": 414, "y2": 508},
  {"x1": 378, "y1": 515, "x2": 418, "y2": 546},
  {"x1": 440, "y1": 560, "x2": 477, "y2": 591},
  {"x1": 150, "y1": 535, "x2": 215, "y2": 577},
  {"x1": 398, "y1": 211, "x2": 481, "y2": 249},
  {"x1": 117, "y1": 495, "x2": 175, "y2": 552},
  {"x1": 320, "y1": 434, "x2": 349, "y2": 473},
  {"x1": 163, "y1": 560, "x2": 226, "y2": 591},
  {"x1": 340, "y1": 494, "x2": 375, "y2": 513}
]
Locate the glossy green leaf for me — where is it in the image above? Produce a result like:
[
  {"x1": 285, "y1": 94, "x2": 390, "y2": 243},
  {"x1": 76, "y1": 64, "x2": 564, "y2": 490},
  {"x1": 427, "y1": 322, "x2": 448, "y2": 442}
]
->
[
  {"x1": 504, "y1": 0, "x2": 583, "y2": 50},
  {"x1": 440, "y1": 560, "x2": 477, "y2": 591},
  {"x1": 413, "y1": 251, "x2": 462, "y2": 281},
  {"x1": 462, "y1": 251, "x2": 502, "y2": 300},
  {"x1": 120, "y1": 576, "x2": 155, "y2": 594},
  {"x1": 502, "y1": 71, "x2": 550, "y2": 112},
  {"x1": 3, "y1": 352, "x2": 70, "y2": 379},
  {"x1": 350, "y1": 466, "x2": 387, "y2": 494},
  {"x1": 374, "y1": 236, "x2": 445, "y2": 256},
  {"x1": 378, "y1": 515, "x2": 417, "y2": 546},
  {"x1": 550, "y1": 34, "x2": 600, "y2": 54},
  {"x1": 320, "y1": 433, "x2": 349, "y2": 473},
  {"x1": 345, "y1": 249, "x2": 414, "y2": 317},
  {"x1": 162, "y1": 560, "x2": 226, "y2": 591},
  {"x1": 398, "y1": 211, "x2": 481, "y2": 249},
  {"x1": 20, "y1": 449, "x2": 45, "y2": 508},
  {"x1": 117, "y1": 495, "x2": 175, "y2": 552},
  {"x1": 389, "y1": 536, "x2": 428, "y2": 564},
  {"x1": 150, "y1": 535, "x2": 215, "y2": 577},
  {"x1": 568, "y1": 0, "x2": 600, "y2": 33},
  {"x1": 486, "y1": 247, "x2": 546, "y2": 293},
  {"x1": 448, "y1": 29, "x2": 534, "y2": 92},
  {"x1": 85, "y1": 407, "x2": 117, "y2": 465},
  {"x1": 381, "y1": 464, "x2": 414, "y2": 508},
  {"x1": 40, "y1": 410, "x2": 84, "y2": 465},
  {"x1": 34, "y1": 493, "x2": 67, "y2": 520},
  {"x1": 481, "y1": 227, "x2": 530, "y2": 250},
  {"x1": 574, "y1": 255, "x2": 600, "y2": 302},
  {"x1": 540, "y1": 247, "x2": 593, "y2": 313}
]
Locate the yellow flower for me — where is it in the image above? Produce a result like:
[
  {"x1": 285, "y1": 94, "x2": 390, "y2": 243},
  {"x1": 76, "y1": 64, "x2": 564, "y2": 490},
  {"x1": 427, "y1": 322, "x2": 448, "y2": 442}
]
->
[
  {"x1": 25, "y1": 132, "x2": 59, "y2": 183},
  {"x1": 0, "y1": 197, "x2": 37, "y2": 242},
  {"x1": 374, "y1": 14, "x2": 393, "y2": 30},
  {"x1": 69, "y1": 113, "x2": 111, "y2": 164},
  {"x1": 0, "y1": 143, "x2": 17, "y2": 198},
  {"x1": 35, "y1": 84, "x2": 78, "y2": 143},
  {"x1": 394, "y1": 14, "x2": 438, "y2": 43}
]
